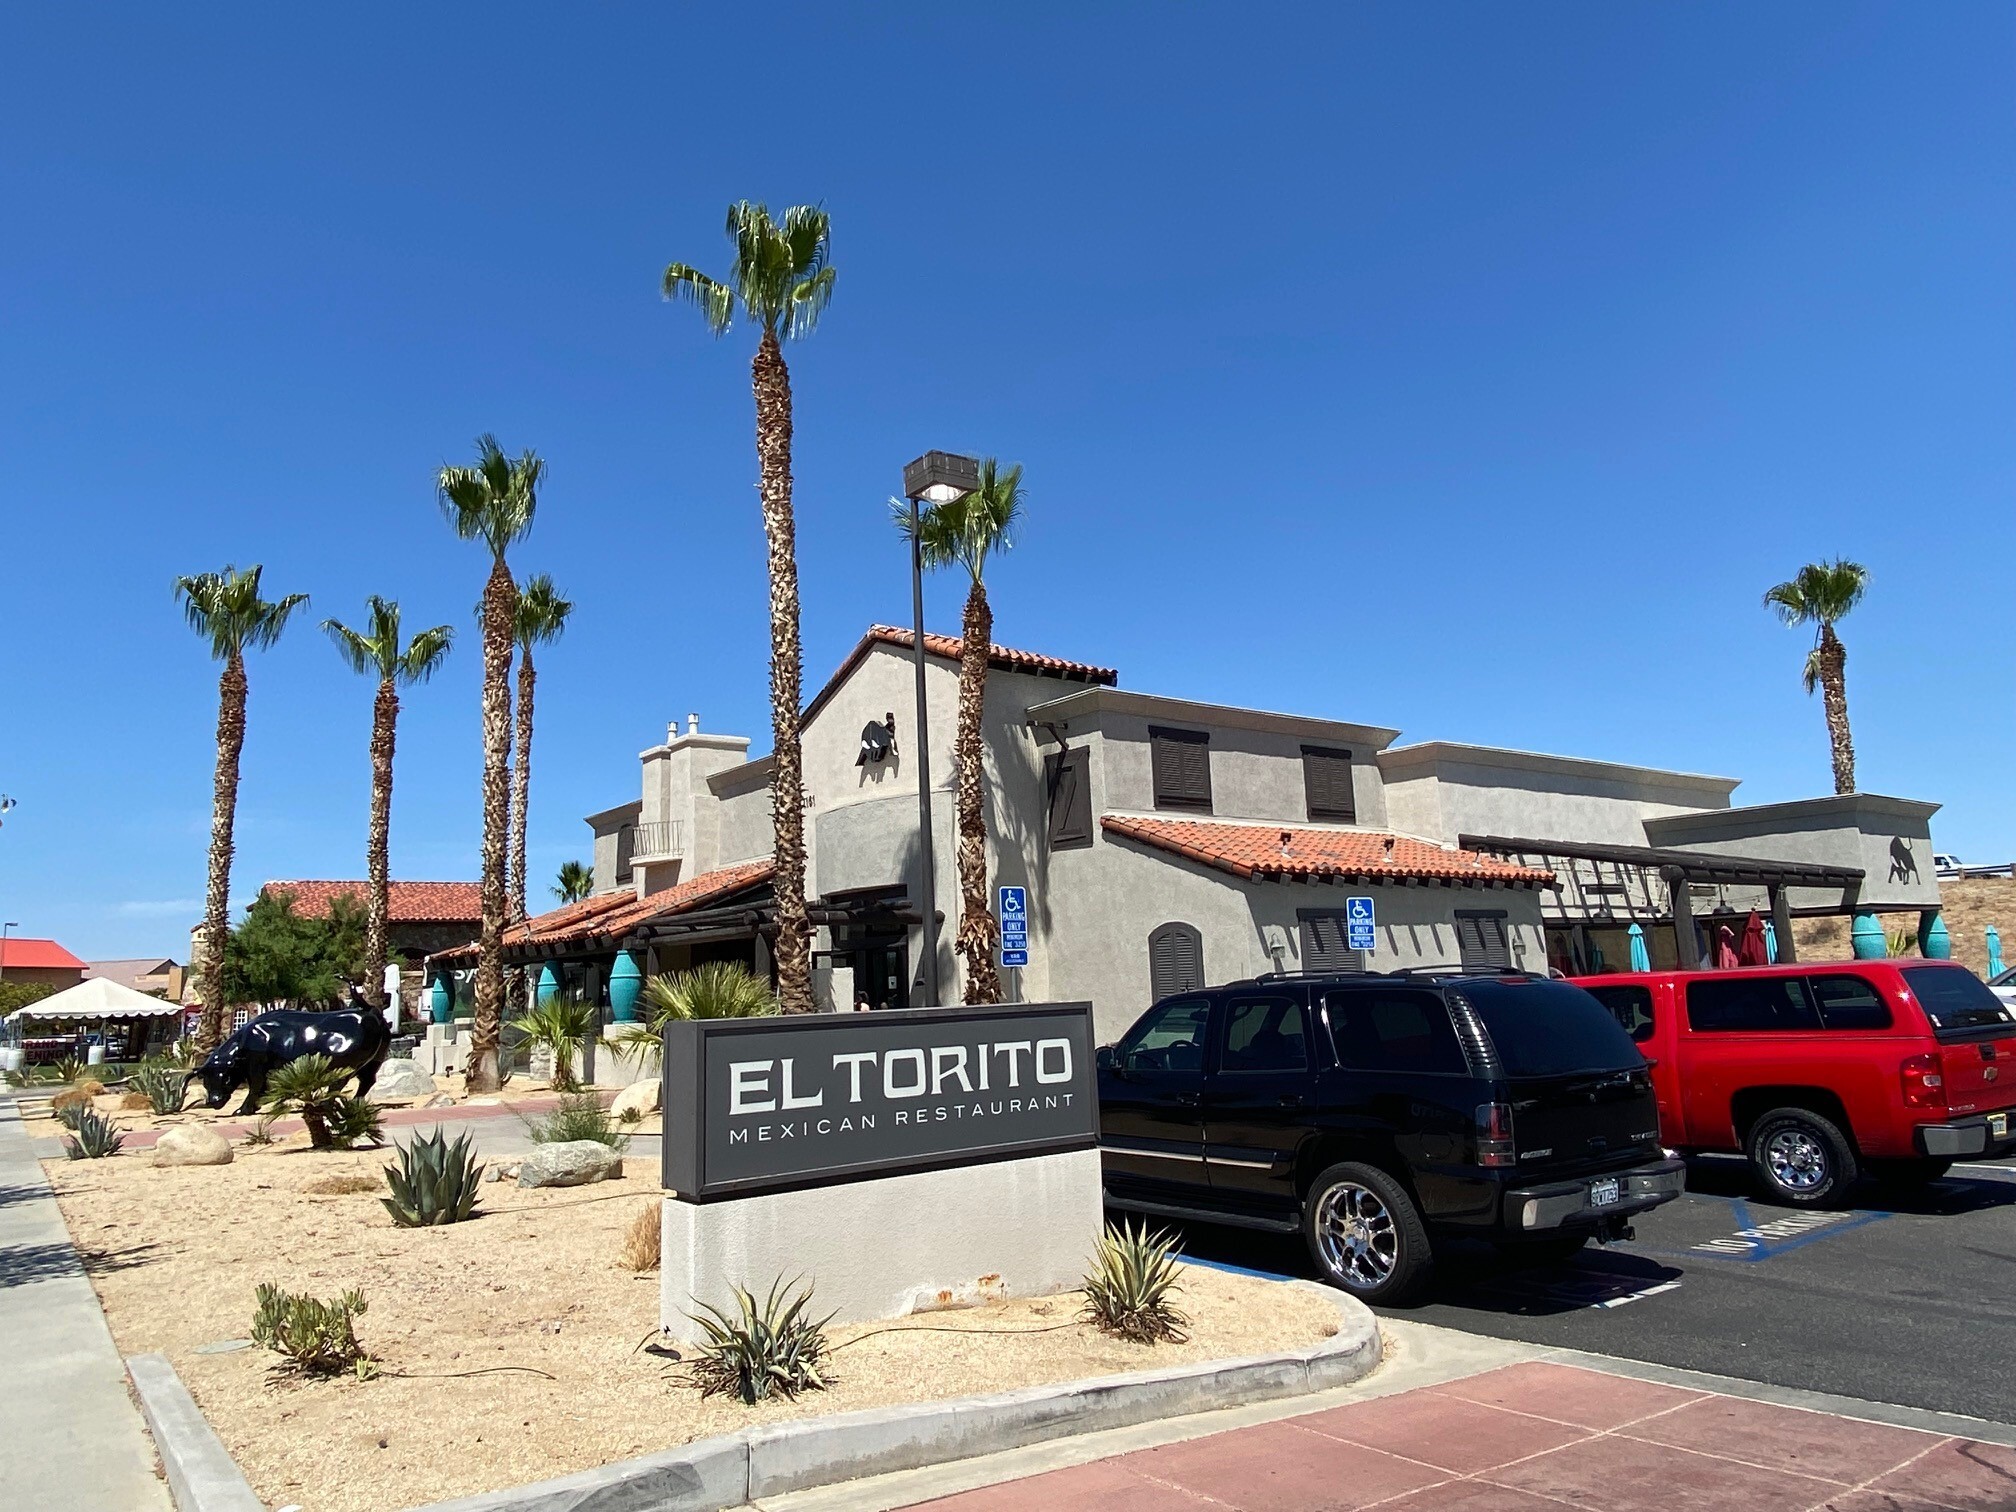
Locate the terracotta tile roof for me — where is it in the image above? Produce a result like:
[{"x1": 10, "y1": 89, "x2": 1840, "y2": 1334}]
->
[
  {"x1": 264, "y1": 881, "x2": 484, "y2": 924},
  {"x1": 803, "y1": 625, "x2": 1117, "y2": 727},
  {"x1": 0, "y1": 938, "x2": 87, "y2": 971},
  {"x1": 1099, "y1": 817, "x2": 1556, "y2": 886},
  {"x1": 429, "y1": 859, "x2": 776, "y2": 962}
]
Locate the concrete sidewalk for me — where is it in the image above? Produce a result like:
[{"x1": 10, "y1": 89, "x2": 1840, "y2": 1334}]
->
[{"x1": 0, "y1": 1096, "x2": 170, "y2": 1511}]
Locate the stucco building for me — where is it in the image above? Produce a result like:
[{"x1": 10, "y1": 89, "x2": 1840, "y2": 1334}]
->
[{"x1": 449, "y1": 625, "x2": 1945, "y2": 1043}]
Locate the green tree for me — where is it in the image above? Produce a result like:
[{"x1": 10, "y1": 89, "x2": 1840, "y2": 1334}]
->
[
  {"x1": 552, "y1": 860, "x2": 594, "y2": 903},
  {"x1": 437, "y1": 436, "x2": 545, "y2": 1091},
  {"x1": 175, "y1": 565, "x2": 310, "y2": 1051},
  {"x1": 323, "y1": 597, "x2": 454, "y2": 1011},
  {"x1": 894, "y1": 458, "x2": 1024, "y2": 1004},
  {"x1": 663, "y1": 203, "x2": 835, "y2": 1014},
  {"x1": 1764, "y1": 558, "x2": 1870, "y2": 795},
  {"x1": 221, "y1": 890, "x2": 368, "y2": 1009},
  {"x1": 509, "y1": 575, "x2": 574, "y2": 929}
]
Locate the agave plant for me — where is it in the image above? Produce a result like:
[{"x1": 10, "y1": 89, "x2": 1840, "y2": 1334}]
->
[
  {"x1": 129, "y1": 1061, "x2": 187, "y2": 1116},
  {"x1": 381, "y1": 1127, "x2": 484, "y2": 1227},
  {"x1": 251, "y1": 1281, "x2": 374, "y2": 1378},
  {"x1": 52, "y1": 1055, "x2": 86, "y2": 1085},
  {"x1": 685, "y1": 1278, "x2": 834, "y2": 1404},
  {"x1": 54, "y1": 1101, "x2": 88, "y2": 1132},
  {"x1": 63, "y1": 1108, "x2": 126, "y2": 1161},
  {"x1": 611, "y1": 962, "x2": 778, "y2": 1071},
  {"x1": 1081, "y1": 1221, "x2": 1189, "y2": 1345},
  {"x1": 508, "y1": 994, "x2": 601, "y2": 1093}
]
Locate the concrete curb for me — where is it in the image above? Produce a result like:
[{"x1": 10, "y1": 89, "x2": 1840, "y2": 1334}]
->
[
  {"x1": 126, "y1": 1354, "x2": 267, "y2": 1512},
  {"x1": 406, "y1": 1279, "x2": 1376, "y2": 1512}
]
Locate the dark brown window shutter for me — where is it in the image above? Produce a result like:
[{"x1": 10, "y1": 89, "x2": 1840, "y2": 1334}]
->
[
  {"x1": 1455, "y1": 911, "x2": 1510, "y2": 970},
  {"x1": 1044, "y1": 747, "x2": 1093, "y2": 850},
  {"x1": 1149, "y1": 726, "x2": 1212, "y2": 812},
  {"x1": 1302, "y1": 746, "x2": 1356, "y2": 823},
  {"x1": 1149, "y1": 922, "x2": 1206, "y2": 1002},
  {"x1": 1297, "y1": 910, "x2": 1363, "y2": 972}
]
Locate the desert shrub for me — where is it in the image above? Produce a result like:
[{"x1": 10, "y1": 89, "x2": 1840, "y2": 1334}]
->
[
  {"x1": 381, "y1": 1128, "x2": 484, "y2": 1227},
  {"x1": 685, "y1": 1280, "x2": 832, "y2": 1404},
  {"x1": 508, "y1": 995, "x2": 600, "y2": 1093},
  {"x1": 63, "y1": 1109, "x2": 126, "y2": 1161},
  {"x1": 52, "y1": 1056, "x2": 86, "y2": 1085},
  {"x1": 166, "y1": 1037, "x2": 202, "y2": 1069},
  {"x1": 251, "y1": 1282, "x2": 375, "y2": 1379},
  {"x1": 242, "y1": 1113, "x2": 279, "y2": 1147},
  {"x1": 51, "y1": 1080, "x2": 105, "y2": 1115},
  {"x1": 613, "y1": 963, "x2": 778, "y2": 1072},
  {"x1": 617, "y1": 1104, "x2": 643, "y2": 1126},
  {"x1": 617, "y1": 1204, "x2": 661, "y2": 1272},
  {"x1": 129, "y1": 1062, "x2": 187, "y2": 1116},
  {"x1": 119, "y1": 1091, "x2": 153, "y2": 1111},
  {"x1": 326, "y1": 1096, "x2": 384, "y2": 1150},
  {"x1": 523, "y1": 1092, "x2": 627, "y2": 1149},
  {"x1": 302, "y1": 1173, "x2": 381, "y2": 1196},
  {"x1": 260, "y1": 1055, "x2": 358, "y2": 1150},
  {"x1": 1081, "y1": 1221, "x2": 1189, "y2": 1345}
]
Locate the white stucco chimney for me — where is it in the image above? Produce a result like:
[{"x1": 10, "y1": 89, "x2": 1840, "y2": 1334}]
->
[{"x1": 687, "y1": 712, "x2": 701, "y2": 735}]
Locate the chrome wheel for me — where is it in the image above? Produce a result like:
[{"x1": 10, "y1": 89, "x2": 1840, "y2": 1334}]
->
[
  {"x1": 1314, "y1": 1180, "x2": 1399, "y2": 1288},
  {"x1": 1765, "y1": 1128, "x2": 1828, "y2": 1191}
]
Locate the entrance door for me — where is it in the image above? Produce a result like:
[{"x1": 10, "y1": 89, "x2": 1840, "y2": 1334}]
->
[{"x1": 849, "y1": 939, "x2": 909, "y2": 1010}]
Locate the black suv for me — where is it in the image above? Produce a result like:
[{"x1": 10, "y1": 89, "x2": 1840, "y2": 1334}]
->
[{"x1": 1095, "y1": 970, "x2": 1685, "y2": 1302}]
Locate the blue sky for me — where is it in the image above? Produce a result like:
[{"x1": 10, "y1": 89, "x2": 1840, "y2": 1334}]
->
[{"x1": 1, "y1": 4, "x2": 2010, "y2": 960}]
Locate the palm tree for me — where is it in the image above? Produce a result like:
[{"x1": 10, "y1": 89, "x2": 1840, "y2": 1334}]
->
[
  {"x1": 438, "y1": 435, "x2": 545, "y2": 1091},
  {"x1": 663, "y1": 203, "x2": 835, "y2": 1015},
  {"x1": 893, "y1": 459, "x2": 1024, "y2": 1004},
  {"x1": 175, "y1": 565, "x2": 308, "y2": 1052},
  {"x1": 1764, "y1": 558, "x2": 1870, "y2": 795},
  {"x1": 509, "y1": 575, "x2": 574, "y2": 929},
  {"x1": 610, "y1": 962, "x2": 779, "y2": 1070},
  {"x1": 323, "y1": 597, "x2": 454, "y2": 1013},
  {"x1": 552, "y1": 860, "x2": 594, "y2": 903}
]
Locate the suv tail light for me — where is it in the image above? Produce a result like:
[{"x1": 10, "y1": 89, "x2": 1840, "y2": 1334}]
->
[
  {"x1": 1476, "y1": 1102, "x2": 1516, "y2": 1167},
  {"x1": 1901, "y1": 1054, "x2": 1946, "y2": 1110}
]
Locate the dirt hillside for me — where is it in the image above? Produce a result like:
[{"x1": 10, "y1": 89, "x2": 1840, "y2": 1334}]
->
[{"x1": 1792, "y1": 876, "x2": 2016, "y2": 976}]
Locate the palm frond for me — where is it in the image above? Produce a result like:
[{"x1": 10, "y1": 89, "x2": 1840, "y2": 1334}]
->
[
  {"x1": 1764, "y1": 558, "x2": 1868, "y2": 628},
  {"x1": 400, "y1": 623, "x2": 455, "y2": 684},
  {"x1": 903, "y1": 457, "x2": 1023, "y2": 582},
  {"x1": 1802, "y1": 647, "x2": 1824, "y2": 696},
  {"x1": 175, "y1": 564, "x2": 307, "y2": 661},
  {"x1": 662, "y1": 263, "x2": 735, "y2": 335},
  {"x1": 437, "y1": 434, "x2": 543, "y2": 559},
  {"x1": 669, "y1": 202, "x2": 835, "y2": 342},
  {"x1": 513, "y1": 573, "x2": 575, "y2": 651}
]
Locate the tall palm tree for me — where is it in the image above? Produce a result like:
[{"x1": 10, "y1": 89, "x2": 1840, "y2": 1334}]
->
[
  {"x1": 894, "y1": 458, "x2": 1024, "y2": 1004},
  {"x1": 552, "y1": 860, "x2": 593, "y2": 903},
  {"x1": 664, "y1": 203, "x2": 834, "y2": 1015},
  {"x1": 322, "y1": 597, "x2": 454, "y2": 1013},
  {"x1": 175, "y1": 565, "x2": 309, "y2": 1051},
  {"x1": 438, "y1": 436, "x2": 545, "y2": 1090},
  {"x1": 509, "y1": 575, "x2": 574, "y2": 928},
  {"x1": 1764, "y1": 558, "x2": 1870, "y2": 795}
]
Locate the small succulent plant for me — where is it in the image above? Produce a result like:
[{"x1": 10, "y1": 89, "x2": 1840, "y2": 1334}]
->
[{"x1": 1081, "y1": 1221, "x2": 1189, "y2": 1345}]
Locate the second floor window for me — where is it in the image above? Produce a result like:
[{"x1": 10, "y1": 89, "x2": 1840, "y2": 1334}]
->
[
  {"x1": 1150, "y1": 726, "x2": 1212, "y2": 812},
  {"x1": 1302, "y1": 746, "x2": 1356, "y2": 823}
]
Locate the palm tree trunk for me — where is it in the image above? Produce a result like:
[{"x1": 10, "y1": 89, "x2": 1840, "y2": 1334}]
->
[
  {"x1": 363, "y1": 677, "x2": 397, "y2": 1014},
  {"x1": 469, "y1": 558, "x2": 518, "y2": 1090},
  {"x1": 752, "y1": 329, "x2": 813, "y2": 1014},
  {"x1": 953, "y1": 581, "x2": 1002, "y2": 1004},
  {"x1": 508, "y1": 653, "x2": 536, "y2": 1019},
  {"x1": 1819, "y1": 626, "x2": 1855, "y2": 795},
  {"x1": 196, "y1": 654, "x2": 248, "y2": 1053}
]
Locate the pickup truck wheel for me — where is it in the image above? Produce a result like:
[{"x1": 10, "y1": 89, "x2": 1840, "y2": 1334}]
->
[
  {"x1": 1303, "y1": 1162, "x2": 1432, "y2": 1304},
  {"x1": 1747, "y1": 1107, "x2": 1858, "y2": 1207}
]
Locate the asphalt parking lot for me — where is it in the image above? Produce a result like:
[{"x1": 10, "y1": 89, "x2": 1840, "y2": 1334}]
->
[{"x1": 1167, "y1": 1155, "x2": 2016, "y2": 1426}]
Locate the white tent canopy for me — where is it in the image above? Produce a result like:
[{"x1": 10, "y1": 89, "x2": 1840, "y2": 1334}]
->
[{"x1": 4, "y1": 977, "x2": 183, "y2": 1024}]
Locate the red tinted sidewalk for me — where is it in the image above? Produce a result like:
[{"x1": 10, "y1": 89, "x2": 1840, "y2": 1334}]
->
[
  {"x1": 94, "y1": 1088, "x2": 612, "y2": 1150},
  {"x1": 906, "y1": 1361, "x2": 2016, "y2": 1512}
]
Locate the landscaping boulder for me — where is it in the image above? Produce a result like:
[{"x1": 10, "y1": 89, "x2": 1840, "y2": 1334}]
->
[
  {"x1": 611, "y1": 1079, "x2": 660, "y2": 1120},
  {"x1": 517, "y1": 1140, "x2": 622, "y2": 1188},
  {"x1": 153, "y1": 1124, "x2": 234, "y2": 1167},
  {"x1": 367, "y1": 1059, "x2": 439, "y2": 1103}
]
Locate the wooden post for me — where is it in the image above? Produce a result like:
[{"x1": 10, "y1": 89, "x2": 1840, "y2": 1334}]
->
[
  {"x1": 1769, "y1": 885, "x2": 1799, "y2": 964},
  {"x1": 1665, "y1": 867, "x2": 1705, "y2": 969}
]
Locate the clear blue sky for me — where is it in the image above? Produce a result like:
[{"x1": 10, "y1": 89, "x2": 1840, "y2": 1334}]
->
[{"x1": 2, "y1": 4, "x2": 2010, "y2": 961}]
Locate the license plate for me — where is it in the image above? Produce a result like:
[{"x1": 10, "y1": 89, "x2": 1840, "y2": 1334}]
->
[
  {"x1": 1589, "y1": 1178, "x2": 1621, "y2": 1208},
  {"x1": 1992, "y1": 1113, "x2": 2009, "y2": 1139}
]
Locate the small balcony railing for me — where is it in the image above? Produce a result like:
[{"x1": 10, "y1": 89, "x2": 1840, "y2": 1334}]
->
[{"x1": 629, "y1": 820, "x2": 685, "y2": 860}]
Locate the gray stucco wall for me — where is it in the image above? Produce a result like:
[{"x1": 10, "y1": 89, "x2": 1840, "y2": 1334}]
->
[
  {"x1": 1645, "y1": 795, "x2": 1944, "y2": 912},
  {"x1": 1379, "y1": 745, "x2": 1739, "y2": 849}
]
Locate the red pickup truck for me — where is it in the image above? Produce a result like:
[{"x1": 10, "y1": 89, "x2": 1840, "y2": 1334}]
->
[{"x1": 1572, "y1": 961, "x2": 2016, "y2": 1206}]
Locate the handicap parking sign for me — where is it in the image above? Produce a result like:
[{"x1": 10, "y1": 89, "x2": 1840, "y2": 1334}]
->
[
  {"x1": 1346, "y1": 895, "x2": 1376, "y2": 953},
  {"x1": 998, "y1": 886, "x2": 1030, "y2": 967}
]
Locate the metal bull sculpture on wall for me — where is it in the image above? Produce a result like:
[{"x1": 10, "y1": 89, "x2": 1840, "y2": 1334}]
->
[{"x1": 185, "y1": 1006, "x2": 392, "y2": 1115}]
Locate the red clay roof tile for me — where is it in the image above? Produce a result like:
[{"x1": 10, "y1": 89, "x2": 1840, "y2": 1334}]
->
[
  {"x1": 429, "y1": 860, "x2": 776, "y2": 962},
  {"x1": 1099, "y1": 817, "x2": 1555, "y2": 886},
  {"x1": 263, "y1": 881, "x2": 484, "y2": 924},
  {"x1": 0, "y1": 938, "x2": 87, "y2": 971}
]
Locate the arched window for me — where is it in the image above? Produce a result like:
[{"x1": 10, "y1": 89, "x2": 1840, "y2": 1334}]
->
[{"x1": 1149, "y1": 922, "x2": 1206, "y2": 1004}]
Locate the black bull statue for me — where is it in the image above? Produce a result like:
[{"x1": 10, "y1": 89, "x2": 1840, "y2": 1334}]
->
[{"x1": 186, "y1": 1008, "x2": 392, "y2": 1115}]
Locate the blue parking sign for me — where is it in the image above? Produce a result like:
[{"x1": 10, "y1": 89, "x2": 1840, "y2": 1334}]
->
[
  {"x1": 998, "y1": 886, "x2": 1030, "y2": 968},
  {"x1": 1346, "y1": 895, "x2": 1376, "y2": 953}
]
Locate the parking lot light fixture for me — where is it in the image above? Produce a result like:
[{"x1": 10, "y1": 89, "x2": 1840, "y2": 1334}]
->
[{"x1": 900, "y1": 451, "x2": 980, "y2": 1008}]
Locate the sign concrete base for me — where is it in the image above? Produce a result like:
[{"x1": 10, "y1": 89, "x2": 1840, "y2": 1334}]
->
[{"x1": 660, "y1": 1147, "x2": 1103, "y2": 1341}]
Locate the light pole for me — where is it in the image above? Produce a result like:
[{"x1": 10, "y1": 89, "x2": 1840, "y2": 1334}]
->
[{"x1": 900, "y1": 450, "x2": 979, "y2": 1009}]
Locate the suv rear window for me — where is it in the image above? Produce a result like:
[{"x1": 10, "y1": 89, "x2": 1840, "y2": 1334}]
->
[
  {"x1": 1324, "y1": 990, "x2": 1465, "y2": 1074},
  {"x1": 1902, "y1": 966, "x2": 2016, "y2": 1033},
  {"x1": 1454, "y1": 979, "x2": 1643, "y2": 1077}
]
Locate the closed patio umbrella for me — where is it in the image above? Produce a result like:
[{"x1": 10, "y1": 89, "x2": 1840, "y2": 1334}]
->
[
  {"x1": 1627, "y1": 923, "x2": 1650, "y2": 973},
  {"x1": 1737, "y1": 911, "x2": 1768, "y2": 967},
  {"x1": 1764, "y1": 920, "x2": 1779, "y2": 964},
  {"x1": 1715, "y1": 923, "x2": 1740, "y2": 970},
  {"x1": 1989, "y1": 926, "x2": 2006, "y2": 979}
]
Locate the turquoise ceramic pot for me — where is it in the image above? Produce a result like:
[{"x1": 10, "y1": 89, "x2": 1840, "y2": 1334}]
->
[
  {"x1": 1920, "y1": 912, "x2": 1952, "y2": 960},
  {"x1": 609, "y1": 951, "x2": 644, "y2": 1023},
  {"x1": 429, "y1": 976, "x2": 452, "y2": 1025},
  {"x1": 1850, "y1": 912, "x2": 1886, "y2": 961},
  {"x1": 536, "y1": 963, "x2": 560, "y2": 1007}
]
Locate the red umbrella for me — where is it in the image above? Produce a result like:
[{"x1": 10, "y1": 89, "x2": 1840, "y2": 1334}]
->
[
  {"x1": 1737, "y1": 910, "x2": 1768, "y2": 967},
  {"x1": 1715, "y1": 923, "x2": 1740, "y2": 970}
]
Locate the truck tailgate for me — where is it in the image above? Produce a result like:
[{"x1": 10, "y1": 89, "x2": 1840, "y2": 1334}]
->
[{"x1": 1939, "y1": 1032, "x2": 2016, "y2": 1116}]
